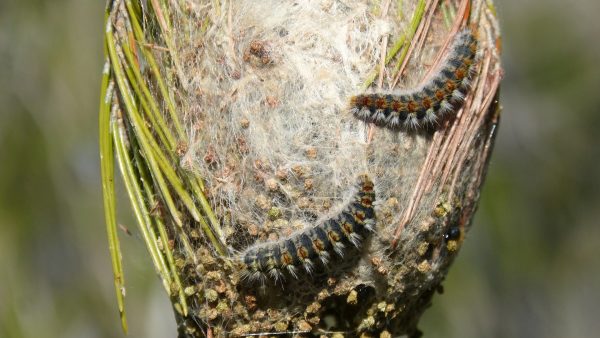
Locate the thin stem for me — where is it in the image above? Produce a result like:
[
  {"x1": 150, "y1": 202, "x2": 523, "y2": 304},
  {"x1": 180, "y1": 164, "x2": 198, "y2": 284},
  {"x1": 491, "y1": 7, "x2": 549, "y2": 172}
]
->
[
  {"x1": 113, "y1": 110, "x2": 174, "y2": 295},
  {"x1": 100, "y1": 3, "x2": 128, "y2": 332}
]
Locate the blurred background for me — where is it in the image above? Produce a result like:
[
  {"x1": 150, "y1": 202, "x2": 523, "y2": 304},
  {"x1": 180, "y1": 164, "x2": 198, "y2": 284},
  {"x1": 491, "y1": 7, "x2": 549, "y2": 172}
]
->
[{"x1": 0, "y1": 0, "x2": 598, "y2": 337}]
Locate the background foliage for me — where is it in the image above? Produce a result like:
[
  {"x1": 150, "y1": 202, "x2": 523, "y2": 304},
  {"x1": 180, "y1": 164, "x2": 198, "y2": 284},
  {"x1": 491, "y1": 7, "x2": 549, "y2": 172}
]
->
[{"x1": 1, "y1": 0, "x2": 599, "y2": 337}]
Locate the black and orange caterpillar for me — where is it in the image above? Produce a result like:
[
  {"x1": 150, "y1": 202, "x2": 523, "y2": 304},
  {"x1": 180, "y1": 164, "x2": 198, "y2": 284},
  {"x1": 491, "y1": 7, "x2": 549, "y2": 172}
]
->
[
  {"x1": 238, "y1": 174, "x2": 376, "y2": 283},
  {"x1": 349, "y1": 29, "x2": 478, "y2": 130}
]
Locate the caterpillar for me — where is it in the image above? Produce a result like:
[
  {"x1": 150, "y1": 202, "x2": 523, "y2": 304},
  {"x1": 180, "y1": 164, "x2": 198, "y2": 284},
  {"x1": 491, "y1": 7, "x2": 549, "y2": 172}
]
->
[
  {"x1": 349, "y1": 28, "x2": 478, "y2": 130},
  {"x1": 238, "y1": 174, "x2": 376, "y2": 284}
]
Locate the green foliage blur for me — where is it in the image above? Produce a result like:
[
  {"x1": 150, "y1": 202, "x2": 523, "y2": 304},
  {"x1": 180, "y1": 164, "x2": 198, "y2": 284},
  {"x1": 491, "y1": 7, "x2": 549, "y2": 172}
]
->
[
  {"x1": 0, "y1": 1, "x2": 174, "y2": 337},
  {"x1": 1, "y1": 0, "x2": 598, "y2": 337}
]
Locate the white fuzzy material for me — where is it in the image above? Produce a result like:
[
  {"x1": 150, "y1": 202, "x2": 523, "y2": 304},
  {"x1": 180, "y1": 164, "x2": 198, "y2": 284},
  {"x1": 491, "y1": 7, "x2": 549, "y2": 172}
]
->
[{"x1": 177, "y1": 0, "x2": 444, "y2": 252}]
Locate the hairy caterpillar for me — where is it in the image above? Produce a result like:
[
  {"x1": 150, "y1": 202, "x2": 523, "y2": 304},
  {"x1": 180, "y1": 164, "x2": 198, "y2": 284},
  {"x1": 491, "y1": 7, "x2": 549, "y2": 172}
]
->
[
  {"x1": 349, "y1": 29, "x2": 478, "y2": 130},
  {"x1": 238, "y1": 174, "x2": 376, "y2": 284}
]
